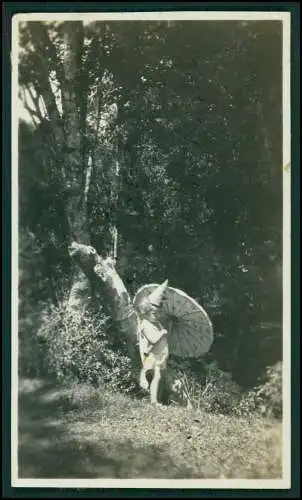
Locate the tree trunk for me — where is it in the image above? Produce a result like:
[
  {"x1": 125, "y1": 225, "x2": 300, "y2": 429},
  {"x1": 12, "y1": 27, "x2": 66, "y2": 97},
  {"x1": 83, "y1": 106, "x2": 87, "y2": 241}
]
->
[
  {"x1": 68, "y1": 242, "x2": 140, "y2": 362},
  {"x1": 59, "y1": 22, "x2": 93, "y2": 312},
  {"x1": 61, "y1": 22, "x2": 88, "y2": 242}
]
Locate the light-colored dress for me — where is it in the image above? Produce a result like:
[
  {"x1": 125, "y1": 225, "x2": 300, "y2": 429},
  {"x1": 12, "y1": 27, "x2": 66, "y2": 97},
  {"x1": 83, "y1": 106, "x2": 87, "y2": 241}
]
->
[{"x1": 139, "y1": 318, "x2": 169, "y2": 370}]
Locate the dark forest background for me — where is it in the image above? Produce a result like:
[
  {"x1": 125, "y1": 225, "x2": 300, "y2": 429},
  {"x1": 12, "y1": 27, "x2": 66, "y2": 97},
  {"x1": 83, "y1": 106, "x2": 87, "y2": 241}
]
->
[{"x1": 18, "y1": 19, "x2": 283, "y2": 391}]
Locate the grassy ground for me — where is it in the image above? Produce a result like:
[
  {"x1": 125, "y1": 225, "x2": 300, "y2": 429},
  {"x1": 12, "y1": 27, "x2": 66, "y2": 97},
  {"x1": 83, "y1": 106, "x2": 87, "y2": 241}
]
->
[{"x1": 18, "y1": 377, "x2": 282, "y2": 479}]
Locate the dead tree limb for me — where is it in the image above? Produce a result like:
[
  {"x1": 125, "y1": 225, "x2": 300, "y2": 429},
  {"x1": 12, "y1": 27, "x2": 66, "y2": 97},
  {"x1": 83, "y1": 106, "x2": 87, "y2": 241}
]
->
[{"x1": 68, "y1": 241, "x2": 140, "y2": 362}]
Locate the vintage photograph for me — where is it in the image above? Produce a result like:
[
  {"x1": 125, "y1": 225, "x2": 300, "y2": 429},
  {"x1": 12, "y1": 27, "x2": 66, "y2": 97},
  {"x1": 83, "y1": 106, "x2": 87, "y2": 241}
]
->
[{"x1": 11, "y1": 11, "x2": 291, "y2": 488}]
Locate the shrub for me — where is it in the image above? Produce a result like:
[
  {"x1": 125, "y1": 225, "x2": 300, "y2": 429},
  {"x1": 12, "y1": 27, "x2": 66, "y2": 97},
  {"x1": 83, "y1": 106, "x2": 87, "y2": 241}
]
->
[
  {"x1": 37, "y1": 303, "x2": 139, "y2": 394},
  {"x1": 236, "y1": 362, "x2": 282, "y2": 420},
  {"x1": 169, "y1": 361, "x2": 242, "y2": 414},
  {"x1": 169, "y1": 359, "x2": 283, "y2": 420}
]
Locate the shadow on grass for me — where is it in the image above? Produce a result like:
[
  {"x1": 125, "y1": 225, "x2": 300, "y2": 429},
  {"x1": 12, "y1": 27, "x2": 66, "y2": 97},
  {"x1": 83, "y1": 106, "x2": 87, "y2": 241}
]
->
[{"x1": 18, "y1": 378, "x2": 194, "y2": 479}]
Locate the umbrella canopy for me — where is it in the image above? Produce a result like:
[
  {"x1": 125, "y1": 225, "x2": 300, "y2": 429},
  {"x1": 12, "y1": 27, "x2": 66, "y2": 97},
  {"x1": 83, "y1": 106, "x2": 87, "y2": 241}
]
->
[{"x1": 133, "y1": 284, "x2": 214, "y2": 358}]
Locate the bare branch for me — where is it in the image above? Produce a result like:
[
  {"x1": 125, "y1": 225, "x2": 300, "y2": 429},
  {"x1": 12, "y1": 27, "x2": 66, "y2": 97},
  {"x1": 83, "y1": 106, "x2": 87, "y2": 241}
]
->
[
  {"x1": 22, "y1": 104, "x2": 39, "y2": 128},
  {"x1": 20, "y1": 86, "x2": 43, "y2": 126},
  {"x1": 26, "y1": 86, "x2": 46, "y2": 120}
]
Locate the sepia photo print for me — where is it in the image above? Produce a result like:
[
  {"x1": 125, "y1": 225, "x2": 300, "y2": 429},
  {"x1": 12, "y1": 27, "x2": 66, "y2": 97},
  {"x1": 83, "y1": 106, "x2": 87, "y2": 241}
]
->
[{"x1": 11, "y1": 10, "x2": 291, "y2": 490}]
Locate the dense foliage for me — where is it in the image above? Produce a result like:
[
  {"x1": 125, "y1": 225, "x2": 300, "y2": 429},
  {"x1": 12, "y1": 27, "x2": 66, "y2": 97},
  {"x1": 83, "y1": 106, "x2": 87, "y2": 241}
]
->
[
  {"x1": 36, "y1": 305, "x2": 138, "y2": 394},
  {"x1": 18, "y1": 20, "x2": 283, "y2": 390}
]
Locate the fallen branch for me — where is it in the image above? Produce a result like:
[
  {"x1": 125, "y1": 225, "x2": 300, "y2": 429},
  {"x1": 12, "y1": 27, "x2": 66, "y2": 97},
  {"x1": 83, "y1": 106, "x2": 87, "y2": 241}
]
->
[{"x1": 68, "y1": 241, "x2": 139, "y2": 362}]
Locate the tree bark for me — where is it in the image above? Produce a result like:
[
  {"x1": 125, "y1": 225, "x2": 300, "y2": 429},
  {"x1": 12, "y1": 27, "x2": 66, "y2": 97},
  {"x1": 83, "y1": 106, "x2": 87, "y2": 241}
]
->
[
  {"x1": 61, "y1": 22, "x2": 88, "y2": 244},
  {"x1": 59, "y1": 22, "x2": 94, "y2": 311},
  {"x1": 68, "y1": 242, "x2": 140, "y2": 362}
]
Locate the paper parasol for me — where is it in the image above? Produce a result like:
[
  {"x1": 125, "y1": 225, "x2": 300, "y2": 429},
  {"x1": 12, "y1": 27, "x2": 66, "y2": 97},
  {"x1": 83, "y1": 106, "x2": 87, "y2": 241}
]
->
[{"x1": 133, "y1": 284, "x2": 214, "y2": 358}]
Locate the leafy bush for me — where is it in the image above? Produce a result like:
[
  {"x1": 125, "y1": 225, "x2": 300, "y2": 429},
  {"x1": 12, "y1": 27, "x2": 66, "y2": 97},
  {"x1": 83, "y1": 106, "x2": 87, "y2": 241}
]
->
[
  {"x1": 169, "y1": 361, "x2": 242, "y2": 414},
  {"x1": 168, "y1": 360, "x2": 282, "y2": 420},
  {"x1": 37, "y1": 303, "x2": 139, "y2": 394},
  {"x1": 236, "y1": 362, "x2": 282, "y2": 420},
  {"x1": 18, "y1": 231, "x2": 52, "y2": 377}
]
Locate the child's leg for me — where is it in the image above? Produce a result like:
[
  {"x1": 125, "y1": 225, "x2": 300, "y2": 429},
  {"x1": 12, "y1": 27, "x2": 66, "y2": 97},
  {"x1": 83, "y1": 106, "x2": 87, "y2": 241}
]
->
[
  {"x1": 139, "y1": 367, "x2": 149, "y2": 391},
  {"x1": 150, "y1": 365, "x2": 161, "y2": 404}
]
